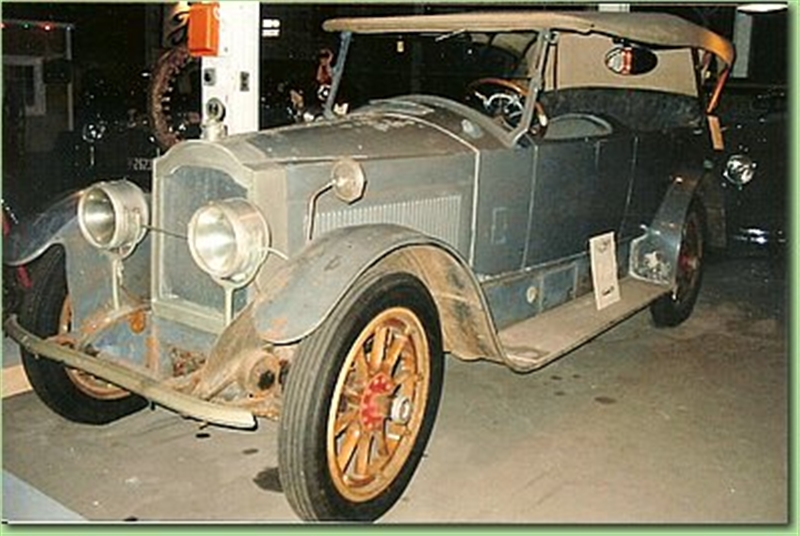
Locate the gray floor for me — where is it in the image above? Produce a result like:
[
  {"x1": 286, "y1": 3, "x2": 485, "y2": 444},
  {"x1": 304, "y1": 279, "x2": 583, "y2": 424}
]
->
[{"x1": 2, "y1": 256, "x2": 788, "y2": 523}]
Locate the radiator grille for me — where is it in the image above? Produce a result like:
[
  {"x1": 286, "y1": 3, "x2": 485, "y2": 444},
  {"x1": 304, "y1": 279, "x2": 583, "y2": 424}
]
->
[{"x1": 158, "y1": 166, "x2": 248, "y2": 313}]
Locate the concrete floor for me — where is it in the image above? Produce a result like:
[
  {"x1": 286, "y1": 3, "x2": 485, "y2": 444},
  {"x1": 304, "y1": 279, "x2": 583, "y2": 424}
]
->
[{"x1": 1, "y1": 255, "x2": 788, "y2": 523}]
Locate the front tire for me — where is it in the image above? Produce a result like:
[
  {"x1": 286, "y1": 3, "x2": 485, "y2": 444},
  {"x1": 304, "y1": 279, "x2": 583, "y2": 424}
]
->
[
  {"x1": 650, "y1": 200, "x2": 705, "y2": 327},
  {"x1": 18, "y1": 247, "x2": 148, "y2": 424},
  {"x1": 279, "y1": 272, "x2": 444, "y2": 521}
]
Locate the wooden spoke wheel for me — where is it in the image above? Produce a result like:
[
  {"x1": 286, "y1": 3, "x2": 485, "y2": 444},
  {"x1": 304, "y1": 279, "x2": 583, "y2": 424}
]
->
[
  {"x1": 327, "y1": 307, "x2": 430, "y2": 502},
  {"x1": 650, "y1": 200, "x2": 705, "y2": 327},
  {"x1": 58, "y1": 298, "x2": 130, "y2": 401},
  {"x1": 279, "y1": 272, "x2": 444, "y2": 521}
]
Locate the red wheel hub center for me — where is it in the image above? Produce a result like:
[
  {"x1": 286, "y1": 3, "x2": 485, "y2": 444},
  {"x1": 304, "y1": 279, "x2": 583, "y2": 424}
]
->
[
  {"x1": 679, "y1": 249, "x2": 696, "y2": 274},
  {"x1": 360, "y1": 373, "x2": 392, "y2": 431}
]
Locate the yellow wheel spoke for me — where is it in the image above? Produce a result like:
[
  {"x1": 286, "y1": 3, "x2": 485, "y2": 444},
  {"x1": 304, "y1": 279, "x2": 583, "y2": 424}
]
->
[
  {"x1": 386, "y1": 421, "x2": 407, "y2": 443},
  {"x1": 374, "y1": 427, "x2": 390, "y2": 458},
  {"x1": 337, "y1": 426, "x2": 361, "y2": 471},
  {"x1": 354, "y1": 346, "x2": 369, "y2": 382},
  {"x1": 354, "y1": 431, "x2": 373, "y2": 477},
  {"x1": 394, "y1": 371, "x2": 419, "y2": 395},
  {"x1": 367, "y1": 429, "x2": 392, "y2": 475},
  {"x1": 342, "y1": 384, "x2": 361, "y2": 405},
  {"x1": 369, "y1": 326, "x2": 389, "y2": 372},
  {"x1": 381, "y1": 333, "x2": 409, "y2": 376},
  {"x1": 334, "y1": 408, "x2": 359, "y2": 437}
]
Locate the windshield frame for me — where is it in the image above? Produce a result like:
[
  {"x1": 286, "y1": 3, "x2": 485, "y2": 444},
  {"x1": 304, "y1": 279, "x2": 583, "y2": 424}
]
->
[{"x1": 323, "y1": 28, "x2": 552, "y2": 146}]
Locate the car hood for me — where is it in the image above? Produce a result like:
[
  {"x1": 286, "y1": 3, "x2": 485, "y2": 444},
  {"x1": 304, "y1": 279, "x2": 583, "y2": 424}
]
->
[{"x1": 221, "y1": 96, "x2": 502, "y2": 166}]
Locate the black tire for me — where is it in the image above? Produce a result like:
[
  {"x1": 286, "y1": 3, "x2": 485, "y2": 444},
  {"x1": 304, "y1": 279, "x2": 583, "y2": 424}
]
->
[
  {"x1": 650, "y1": 200, "x2": 705, "y2": 327},
  {"x1": 18, "y1": 247, "x2": 148, "y2": 424},
  {"x1": 279, "y1": 272, "x2": 444, "y2": 521}
]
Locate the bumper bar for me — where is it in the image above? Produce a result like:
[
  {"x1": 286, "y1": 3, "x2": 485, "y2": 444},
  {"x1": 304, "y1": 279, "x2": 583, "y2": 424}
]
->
[{"x1": 4, "y1": 316, "x2": 257, "y2": 429}]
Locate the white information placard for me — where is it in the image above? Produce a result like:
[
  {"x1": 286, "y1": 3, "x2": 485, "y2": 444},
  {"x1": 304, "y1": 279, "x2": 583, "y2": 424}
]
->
[{"x1": 589, "y1": 231, "x2": 621, "y2": 310}]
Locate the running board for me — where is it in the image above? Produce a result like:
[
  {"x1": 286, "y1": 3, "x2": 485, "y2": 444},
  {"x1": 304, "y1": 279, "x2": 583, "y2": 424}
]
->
[{"x1": 498, "y1": 278, "x2": 668, "y2": 372}]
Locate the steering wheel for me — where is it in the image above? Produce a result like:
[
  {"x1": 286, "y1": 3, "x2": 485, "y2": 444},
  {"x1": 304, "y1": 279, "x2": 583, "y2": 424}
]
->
[{"x1": 466, "y1": 77, "x2": 548, "y2": 136}]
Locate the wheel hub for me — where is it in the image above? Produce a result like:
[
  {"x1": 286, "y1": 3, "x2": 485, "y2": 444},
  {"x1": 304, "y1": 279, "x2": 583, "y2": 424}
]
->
[
  {"x1": 679, "y1": 250, "x2": 698, "y2": 273},
  {"x1": 360, "y1": 373, "x2": 393, "y2": 431},
  {"x1": 390, "y1": 395, "x2": 413, "y2": 425}
]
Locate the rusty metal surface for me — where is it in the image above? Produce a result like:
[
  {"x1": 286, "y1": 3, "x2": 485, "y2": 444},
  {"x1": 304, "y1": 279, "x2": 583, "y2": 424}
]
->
[
  {"x1": 4, "y1": 315, "x2": 256, "y2": 429},
  {"x1": 189, "y1": 304, "x2": 265, "y2": 400}
]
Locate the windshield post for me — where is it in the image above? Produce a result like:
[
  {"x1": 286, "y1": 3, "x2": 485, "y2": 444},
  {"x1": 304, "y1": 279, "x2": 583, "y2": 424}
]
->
[
  {"x1": 705, "y1": 66, "x2": 730, "y2": 114},
  {"x1": 324, "y1": 31, "x2": 353, "y2": 119},
  {"x1": 511, "y1": 30, "x2": 551, "y2": 144}
]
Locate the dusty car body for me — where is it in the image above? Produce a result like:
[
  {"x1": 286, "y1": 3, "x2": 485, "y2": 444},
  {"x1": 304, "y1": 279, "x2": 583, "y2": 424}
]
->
[{"x1": 4, "y1": 11, "x2": 733, "y2": 521}]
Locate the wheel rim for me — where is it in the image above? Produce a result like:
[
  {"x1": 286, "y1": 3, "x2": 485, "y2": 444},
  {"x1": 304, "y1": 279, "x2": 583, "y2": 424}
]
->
[
  {"x1": 326, "y1": 307, "x2": 430, "y2": 503},
  {"x1": 59, "y1": 297, "x2": 130, "y2": 400},
  {"x1": 674, "y1": 213, "x2": 702, "y2": 303}
]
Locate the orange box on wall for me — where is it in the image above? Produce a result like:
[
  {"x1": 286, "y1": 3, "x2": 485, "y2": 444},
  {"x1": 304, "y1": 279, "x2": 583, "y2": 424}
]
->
[{"x1": 188, "y1": 2, "x2": 219, "y2": 56}]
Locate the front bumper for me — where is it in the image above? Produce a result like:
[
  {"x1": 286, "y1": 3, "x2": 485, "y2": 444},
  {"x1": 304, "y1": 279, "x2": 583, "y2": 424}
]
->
[{"x1": 4, "y1": 315, "x2": 256, "y2": 429}]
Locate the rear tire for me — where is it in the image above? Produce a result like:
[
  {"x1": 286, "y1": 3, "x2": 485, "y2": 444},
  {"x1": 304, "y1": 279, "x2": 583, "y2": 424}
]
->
[
  {"x1": 279, "y1": 272, "x2": 444, "y2": 521},
  {"x1": 18, "y1": 247, "x2": 147, "y2": 424},
  {"x1": 650, "y1": 201, "x2": 705, "y2": 327}
]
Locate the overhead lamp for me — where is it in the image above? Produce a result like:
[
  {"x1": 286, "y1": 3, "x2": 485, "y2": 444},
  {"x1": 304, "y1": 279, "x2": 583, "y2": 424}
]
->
[{"x1": 737, "y1": 3, "x2": 787, "y2": 13}]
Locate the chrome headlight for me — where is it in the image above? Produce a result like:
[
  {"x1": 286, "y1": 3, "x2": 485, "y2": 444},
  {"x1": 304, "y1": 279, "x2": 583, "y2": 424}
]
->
[
  {"x1": 78, "y1": 180, "x2": 149, "y2": 257},
  {"x1": 188, "y1": 198, "x2": 270, "y2": 286},
  {"x1": 724, "y1": 154, "x2": 756, "y2": 187},
  {"x1": 81, "y1": 121, "x2": 107, "y2": 143}
]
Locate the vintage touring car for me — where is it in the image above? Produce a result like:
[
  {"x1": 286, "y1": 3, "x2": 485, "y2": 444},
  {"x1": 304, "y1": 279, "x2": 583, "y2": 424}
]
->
[{"x1": 4, "y1": 11, "x2": 733, "y2": 521}]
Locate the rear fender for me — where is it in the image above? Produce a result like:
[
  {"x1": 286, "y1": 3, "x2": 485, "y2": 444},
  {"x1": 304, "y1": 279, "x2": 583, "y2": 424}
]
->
[{"x1": 629, "y1": 172, "x2": 708, "y2": 286}]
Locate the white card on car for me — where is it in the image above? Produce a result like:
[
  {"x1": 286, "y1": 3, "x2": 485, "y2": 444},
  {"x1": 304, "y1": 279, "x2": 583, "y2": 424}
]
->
[{"x1": 590, "y1": 231, "x2": 621, "y2": 310}]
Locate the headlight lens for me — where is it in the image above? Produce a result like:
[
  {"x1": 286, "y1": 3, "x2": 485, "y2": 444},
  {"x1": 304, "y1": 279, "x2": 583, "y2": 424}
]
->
[
  {"x1": 188, "y1": 198, "x2": 270, "y2": 285},
  {"x1": 724, "y1": 154, "x2": 756, "y2": 187},
  {"x1": 81, "y1": 121, "x2": 107, "y2": 143},
  {"x1": 78, "y1": 180, "x2": 149, "y2": 256}
]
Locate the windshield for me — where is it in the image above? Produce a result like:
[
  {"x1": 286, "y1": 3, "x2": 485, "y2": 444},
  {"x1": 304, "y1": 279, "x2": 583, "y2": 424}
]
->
[{"x1": 332, "y1": 31, "x2": 538, "y2": 110}]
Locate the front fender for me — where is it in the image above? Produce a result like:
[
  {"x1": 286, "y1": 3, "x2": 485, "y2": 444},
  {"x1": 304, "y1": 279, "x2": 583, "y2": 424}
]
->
[
  {"x1": 3, "y1": 188, "x2": 151, "y2": 329},
  {"x1": 3, "y1": 191, "x2": 81, "y2": 266},
  {"x1": 193, "y1": 224, "x2": 505, "y2": 400},
  {"x1": 255, "y1": 225, "x2": 435, "y2": 343},
  {"x1": 251, "y1": 224, "x2": 495, "y2": 350}
]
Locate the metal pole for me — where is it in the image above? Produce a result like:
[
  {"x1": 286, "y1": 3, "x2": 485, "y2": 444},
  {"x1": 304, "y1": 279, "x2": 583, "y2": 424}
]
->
[{"x1": 65, "y1": 25, "x2": 74, "y2": 131}]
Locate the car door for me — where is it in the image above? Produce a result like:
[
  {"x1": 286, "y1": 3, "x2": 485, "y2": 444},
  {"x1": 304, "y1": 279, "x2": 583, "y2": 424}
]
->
[{"x1": 524, "y1": 118, "x2": 633, "y2": 267}]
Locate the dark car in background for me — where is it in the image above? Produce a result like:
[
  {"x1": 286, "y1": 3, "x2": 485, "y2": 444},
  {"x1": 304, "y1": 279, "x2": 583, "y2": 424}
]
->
[
  {"x1": 715, "y1": 6, "x2": 787, "y2": 254},
  {"x1": 718, "y1": 83, "x2": 787, "y2": 253}
]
